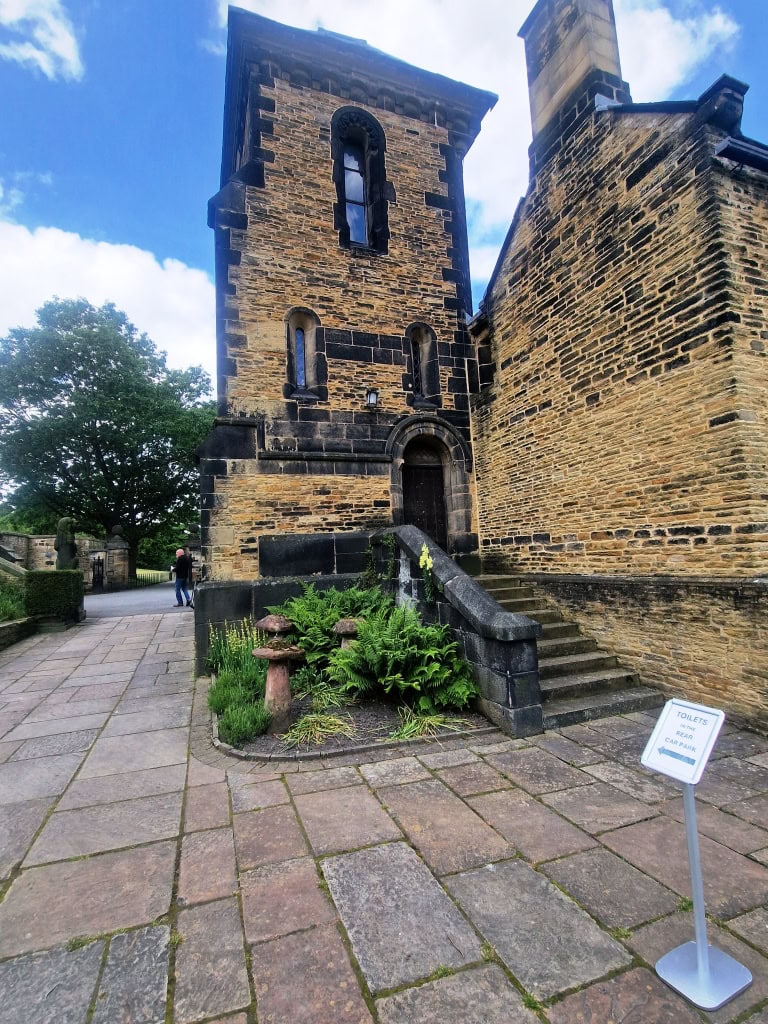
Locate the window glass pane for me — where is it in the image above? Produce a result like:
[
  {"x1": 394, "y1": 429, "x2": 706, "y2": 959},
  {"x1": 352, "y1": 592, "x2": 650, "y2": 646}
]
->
[
  {"x1": 346, "y1": 202, "x2": 367, "y2": 244},
  {"x1": 295, "y1": 327, "x2": 306, "y2": 388},
  {"x1": 411, "y1": 339, "x2": 423, "y2": 395},
  {"x1": 343, "y1": 144, "x2": 363, "y2": 172},
  {"x1": 344, "y1": 167, "x2": 365, "y2": 202}
]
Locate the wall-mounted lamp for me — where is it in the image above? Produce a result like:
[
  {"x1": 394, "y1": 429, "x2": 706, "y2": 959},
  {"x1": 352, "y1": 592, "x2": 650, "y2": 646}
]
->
[{"x1": 365, "y1": 387, "x2": 379, "y2": 410}]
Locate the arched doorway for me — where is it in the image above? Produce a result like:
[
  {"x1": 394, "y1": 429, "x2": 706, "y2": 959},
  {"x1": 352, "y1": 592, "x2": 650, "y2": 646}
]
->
[{"x1": 401, "y1": 438, "x2": 448, "y2": 549}]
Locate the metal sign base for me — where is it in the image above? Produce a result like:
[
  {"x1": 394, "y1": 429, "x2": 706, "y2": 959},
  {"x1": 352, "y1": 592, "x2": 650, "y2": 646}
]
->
[{"x1": 656, "y1": 941, "x2": 753, "y2": 1011}]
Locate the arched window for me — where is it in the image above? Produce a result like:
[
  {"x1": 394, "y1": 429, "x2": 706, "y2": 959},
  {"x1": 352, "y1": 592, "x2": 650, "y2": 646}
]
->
[
  {"x1": 406, "y1": 323, "x2": 440, "y2": 407},
  {"x1": 286, "y1": 308, "x2": 320, "y2": 395},
  {"x1": 331, "y1": 107, "x2": 389, "y2": 253}
]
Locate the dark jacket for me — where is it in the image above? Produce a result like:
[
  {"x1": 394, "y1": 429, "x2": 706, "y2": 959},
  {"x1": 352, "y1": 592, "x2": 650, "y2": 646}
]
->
[{"x1": 175, "y1": 554, "x2": 192, "y2": 580}]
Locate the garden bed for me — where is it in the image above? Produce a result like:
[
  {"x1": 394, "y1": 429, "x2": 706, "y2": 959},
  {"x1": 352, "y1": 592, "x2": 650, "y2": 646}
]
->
[
  {"x1": 207, "y1": 582, "x2": 485, "y2": 752},
  {"x1": 227, "y1": 695, "x2": 491, "y2": 759}
]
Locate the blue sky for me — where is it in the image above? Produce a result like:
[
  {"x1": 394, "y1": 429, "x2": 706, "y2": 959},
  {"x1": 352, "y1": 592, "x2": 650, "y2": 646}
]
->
[{"x1": 1, "y1": 1, "x2": 765, "y2": 385}]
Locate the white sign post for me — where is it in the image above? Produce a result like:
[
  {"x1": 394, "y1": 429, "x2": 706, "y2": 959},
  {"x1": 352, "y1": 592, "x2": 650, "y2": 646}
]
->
[{"x1": 641, "y1": 699, "x2": 753, "y2": 1010}]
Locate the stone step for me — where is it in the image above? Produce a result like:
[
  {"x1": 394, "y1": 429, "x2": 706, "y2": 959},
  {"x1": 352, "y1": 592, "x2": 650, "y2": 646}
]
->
[
  {"x1": 480, "y1": 586, "x2": 537, "y2": 602},
  {"x1": 537, "y1": 636, "x2": 598, "y2": 659},
  {"x1": 494, "y1": 596, "x2": 549, "y2": 614},
  {"x1": 540, "y1": 667, "x2": 639, "y2": 701},
  {"x1": 498, "y1": 603, "x2": 563, "y2": 623},
  {"x1": 542, "y1": 686, "x2": 666, "y2": 729},
  {"x1": 539, "y1": 651, "x2": 618, "y2": 680},
  {"x1": 539, "y1": 621, "x2": 582, "y2": 640}
]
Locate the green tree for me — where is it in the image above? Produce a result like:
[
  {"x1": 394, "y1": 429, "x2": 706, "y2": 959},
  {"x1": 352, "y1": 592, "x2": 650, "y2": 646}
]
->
[{"x1": 0, "y1": 299, "x2": 215, "y2": 571}]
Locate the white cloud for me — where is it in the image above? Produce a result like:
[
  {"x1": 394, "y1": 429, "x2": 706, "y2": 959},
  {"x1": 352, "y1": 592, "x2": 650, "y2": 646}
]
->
[
  {"x1": 616, "y1": 2, "x2": 739, "y2": 101},
  {"x1": 0, "y1": 0, "x2": 83, "y2": 80},
  {"x1": 0, "y1": 221, "x2": 217, "y2": 383}
]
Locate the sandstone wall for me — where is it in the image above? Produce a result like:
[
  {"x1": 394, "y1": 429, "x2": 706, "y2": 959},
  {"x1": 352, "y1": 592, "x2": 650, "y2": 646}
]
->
[{"x1": 472, "y1": 107, "x2": 768, "y2": 577}]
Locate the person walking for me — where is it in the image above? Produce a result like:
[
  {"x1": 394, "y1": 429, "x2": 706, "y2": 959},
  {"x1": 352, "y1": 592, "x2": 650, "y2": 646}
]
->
[{"x1": 173, "y1": 548, "x2": 192, "y2": 607}]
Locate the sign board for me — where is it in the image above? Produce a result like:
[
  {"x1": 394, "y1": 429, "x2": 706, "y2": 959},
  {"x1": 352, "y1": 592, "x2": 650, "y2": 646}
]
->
[{"x1": 641, "y1": 699, "x2": 725, "y2": 785}]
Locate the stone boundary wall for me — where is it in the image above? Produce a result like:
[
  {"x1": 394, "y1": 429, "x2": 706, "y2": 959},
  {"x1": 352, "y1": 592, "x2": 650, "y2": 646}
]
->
[
  {"x1": 523, "y1": 572, "x2": 768, "y2": 732},
  {"x1": 0, "y1": 617, "x2": 38, "y2": 653}
]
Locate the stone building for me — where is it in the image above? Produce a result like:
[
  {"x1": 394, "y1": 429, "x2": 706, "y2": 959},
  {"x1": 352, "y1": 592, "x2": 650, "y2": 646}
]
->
[
  {"x1": 202, "y1": 0, "x2": 767, "y2": 727},
  {"x1": 201, "y1": 9, "x2": 495, "y2": 579}
]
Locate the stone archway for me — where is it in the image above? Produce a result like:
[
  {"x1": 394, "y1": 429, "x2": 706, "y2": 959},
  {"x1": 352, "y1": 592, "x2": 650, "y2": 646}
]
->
[{"x1": 386, "y1": 415, "x2": 476, "y2": 555}]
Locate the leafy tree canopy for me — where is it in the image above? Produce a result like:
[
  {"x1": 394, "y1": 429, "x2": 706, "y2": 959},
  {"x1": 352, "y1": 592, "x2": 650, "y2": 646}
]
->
[{"x1": 0, "y1": 299, "x2": 215, "y2": 562}]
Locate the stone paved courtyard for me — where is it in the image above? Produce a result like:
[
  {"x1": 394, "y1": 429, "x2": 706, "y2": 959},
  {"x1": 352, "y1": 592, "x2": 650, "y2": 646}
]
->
[{"x1": 0, "y1": 611, "x2": 767, "y2": 1023}]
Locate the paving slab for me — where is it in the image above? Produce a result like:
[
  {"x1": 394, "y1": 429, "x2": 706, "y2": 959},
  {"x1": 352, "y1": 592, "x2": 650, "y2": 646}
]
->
[
  {"x1": 0, "y1": 939, "x2": 105, "y2": 1024},
  {"x1": 184, "y1": 780, "x2": 231, "y2": 830},
  {"x1": 294, "y1": 785, "x2": 401, "y2": 856},
  {"x1": 23, "y1": 697, "x2": 119, "y2": 722},
  {"x1": 253, "y1": 922, "x2": 373, "y2": 1024},
  {"x1": 547, "y1": 966, "x2": 703, "y2": 1024},
  {"x1": 3, "y1": 711, "x2": 110, "y2": 741},
  {"x1": 708, "y1": 756, "x2": 768, "y2": 793},
  {"x1": 716, "y1": 732, "x2": 768, "y2": 759},
  {"x1": 582, "y1": 759, "x2": 678, "y2": 803},
  {"x1": 58, "y1": 763, "x2": 186, "y2": 810},
  {"x1": 25, "y1": 790, "x2": 183, "y2": 864},
  {"x1": 468, "y1": 788, "x2": 597, "y2": 862},
  {"x1": 322, "y1": 841, "x2": 482, "y2": 992},
  {"x1": 233, "y1": 803, "x2": 309, "y2": 871},
  {"x1": 285, "y1": 764, "x2": 362, "y2": 794},
  {"x1": 542, "y1": 847, "x2": 679, "y2": 928},
  {"x1": 626, "y1": 913, "x2": 768, "y2": 1024},
  {"x1": 727, "y1": 907, "x2": 768, "y2": 954},
  {"x1": 241, "y1": 855, "x2": 336, "y2": 944},
  {"x1": 78, "y1": 727, "x2": 189, "y2": 778},
  {"x1": 187, "y1": 754, "x2": 227, "y2": 787},
  {"x1": 178, "y1": 827, "x2": 237, "y2": 906},
  {"x1": 100, "y1": 703, "x2": 191, "y2": 736},
  {"x1": 435, "y1": 759, "x2": 511, "y2": 796},
  {"x1": 446, "y1": 859, "x2": 631, "y2": 1001},
  {"x1": 487, "y1": 746, "x2": 592, "y2": 793},
  {"x1": 0, "y1": 841, "x2": 176, "y2": 956},
  {"x1": 0, "y1": 751, "x2": 84, "y2": 805},
  {"x1": 375, "y1": 964, "x2": 539, "y2": 1024},
  {"x1": 229, "y1": 779, "x2": 288, "y2": 813},
  {"x1": 378, "y1": 778, "x2": 510, "y2": 874},
  {"x1": 661, "y1": 797, "x2": 768, "y2": 854},
  {"x1": 359, "y1": 755, "x2": 431, "y2": 787},
  {"x1": 174, "y1": 897, "x2": 250, "y2": 1024},
  {"x1": 9, "y1": 728, "x2": 99, "y2": 760},
  {"x1": 724, "y1": 793, "x2": 768, "y2": 827},
  {"x1": 602, "y1": 815, "x2": 768, "y2": 918},
  {"x1": 529, "y1": 730, "x2": 606, "y2": 766},
  {"x1": 92, "y1": 925, "x2": 169, "y2": 1024},
  {"x1": 542, "y1": 781, "x2": 659, "y2": 833},
  {"x1": 0, "y1": 798, "x2": 51, "y2": 879},
  {"x1": 418, "y1": 746, "x2": 479, "y2": 769}
]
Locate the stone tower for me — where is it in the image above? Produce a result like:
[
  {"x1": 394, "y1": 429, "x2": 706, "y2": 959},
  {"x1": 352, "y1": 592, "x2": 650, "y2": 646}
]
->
[{"x1": 201, "y1": 9, "x2": 496, "y2": 580}]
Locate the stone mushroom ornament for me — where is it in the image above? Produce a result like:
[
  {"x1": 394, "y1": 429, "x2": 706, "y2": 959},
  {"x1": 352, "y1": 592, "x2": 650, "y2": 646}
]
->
[{"x1": 253, "y1": 614, "x2": 305, "y2": 734}]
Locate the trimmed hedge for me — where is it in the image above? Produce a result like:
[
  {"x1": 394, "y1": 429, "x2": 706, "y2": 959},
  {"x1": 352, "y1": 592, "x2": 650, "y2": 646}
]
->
[{"x1": 24, "y1": 570, "x2": 84, "y2": 620}]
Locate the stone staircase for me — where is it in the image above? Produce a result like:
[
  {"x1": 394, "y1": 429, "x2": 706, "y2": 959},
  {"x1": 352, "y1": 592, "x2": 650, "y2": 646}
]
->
[{"x1": 473, "y1": 574, "x2": 664, "y2": 729}]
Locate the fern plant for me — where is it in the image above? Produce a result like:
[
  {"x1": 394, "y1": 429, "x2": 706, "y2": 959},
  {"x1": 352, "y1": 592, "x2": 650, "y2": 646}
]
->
[
  {"x1": 269, "y1": 583, "x2": 391, "y2": 672},
  {"x1": 326, "y1": 604, "x2": 477, "y2": 712}
]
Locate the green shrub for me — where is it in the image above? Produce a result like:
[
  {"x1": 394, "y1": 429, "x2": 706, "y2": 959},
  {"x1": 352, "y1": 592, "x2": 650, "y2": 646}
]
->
[
  {"x1": 269, "y1": 583, "x2": 391, "y2": 672},
  {"x1": 217, "y1": 703, "x2": 271, "y2": 747},
  {"x1": 24, "y1": 570, "x2": 83, "y2": 619},
  {"x1": 0, "y1": 575, "x2": 25, "y2": 622},
  {"x1": 327, "y1": 604, "x2": 477, "y2": 713}
]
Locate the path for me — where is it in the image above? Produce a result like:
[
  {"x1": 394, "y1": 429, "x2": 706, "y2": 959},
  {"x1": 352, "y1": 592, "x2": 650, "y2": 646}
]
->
[{"x1": 0, "y1": 612, "x2": 767, "y2": 1023}]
